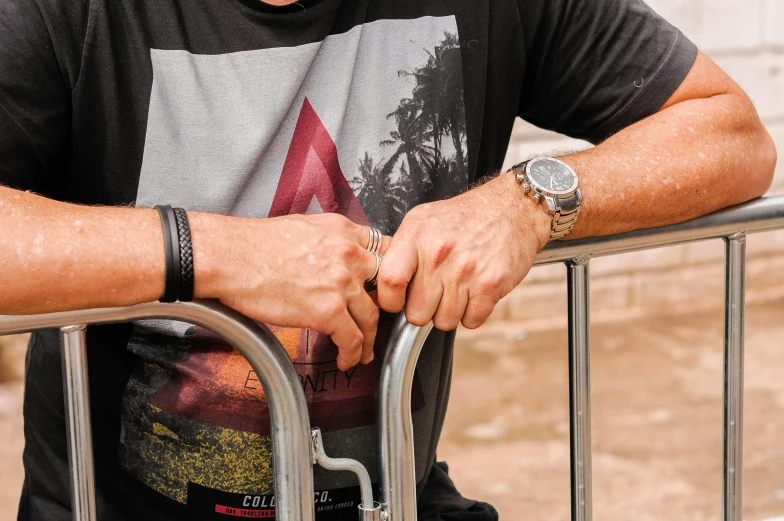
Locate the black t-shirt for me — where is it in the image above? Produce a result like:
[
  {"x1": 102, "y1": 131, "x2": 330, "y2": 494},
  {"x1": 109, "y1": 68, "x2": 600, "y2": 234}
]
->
[{"x1": 1, "y1": 0, "x2": 696, "y2": 519}]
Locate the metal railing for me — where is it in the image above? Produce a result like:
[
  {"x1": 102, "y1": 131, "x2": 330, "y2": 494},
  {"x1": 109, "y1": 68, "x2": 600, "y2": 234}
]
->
[{"x1": 1, "y1": 195, "x2": 783, "y2": 521}]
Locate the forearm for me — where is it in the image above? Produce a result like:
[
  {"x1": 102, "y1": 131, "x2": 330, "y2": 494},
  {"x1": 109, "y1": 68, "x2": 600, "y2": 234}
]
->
[
  {"x1": 0, "y1": 187, "x2": 380, "y2": 366},
  {"x1": 0, "y1": 188, "x2": 269, "y2": 315},
  {"x1": 562, "y1": 91, "x2": 776, "y2": 239},
  {"x1": 0, "y1": 186, "x2": 166, "y2": 314}
]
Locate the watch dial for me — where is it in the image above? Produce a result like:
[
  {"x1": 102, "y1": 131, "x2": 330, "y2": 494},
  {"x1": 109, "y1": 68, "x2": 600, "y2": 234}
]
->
[{"x1": 529, "y1": 160, "x2": 576, "y2": 194}]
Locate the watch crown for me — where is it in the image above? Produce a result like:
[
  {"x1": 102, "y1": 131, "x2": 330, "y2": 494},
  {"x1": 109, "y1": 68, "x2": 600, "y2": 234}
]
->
[
  {"x1": 523, "y1": 183, "x2": 531, "y2": 193},
  {"x1": 532, "y1": 193, "x2": 542, "y2": 203}
]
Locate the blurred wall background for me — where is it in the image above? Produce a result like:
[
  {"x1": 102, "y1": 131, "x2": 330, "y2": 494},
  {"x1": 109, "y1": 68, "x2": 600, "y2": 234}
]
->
[{"x1": 488, "y1": 0, "x2": 784, "y2": 332}]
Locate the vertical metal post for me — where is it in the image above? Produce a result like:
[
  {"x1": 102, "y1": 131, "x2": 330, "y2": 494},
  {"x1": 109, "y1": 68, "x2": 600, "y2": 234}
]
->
[
  {"x1": 378, "y1": 316, "x2": 435, "y2": 521},
  {"x1": 723, "y1": 233, "x2": 746, "y2": 521},
  {"x1": 60, "y1": 325, "x2": 97, "y2": 521},
  {"x1": 567, "y1": 258, "x2": 593, "y2": 521}
]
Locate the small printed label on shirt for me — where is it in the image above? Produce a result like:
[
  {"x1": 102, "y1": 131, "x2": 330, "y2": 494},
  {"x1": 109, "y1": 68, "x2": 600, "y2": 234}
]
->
[{"x1": 187, "y1": 482, "x2": 368, "y2": 520}]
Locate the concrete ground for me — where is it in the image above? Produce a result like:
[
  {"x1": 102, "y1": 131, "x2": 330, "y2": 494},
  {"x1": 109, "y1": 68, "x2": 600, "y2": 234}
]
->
[
  {"x1": 440, "y1": 300, "x2": 784, "y2": 521},
  {"x1": 0, "y1": 300, "x2": 782, "y2": 521}
]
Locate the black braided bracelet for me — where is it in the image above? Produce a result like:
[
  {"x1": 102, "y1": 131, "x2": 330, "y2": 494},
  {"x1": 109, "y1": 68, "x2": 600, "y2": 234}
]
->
[
  {"x1": 172, "y1": 207, "x2": 194, "y2": 302},
  {"x1": 155, "y1": 205, "x2": 181, "y2": 303}
]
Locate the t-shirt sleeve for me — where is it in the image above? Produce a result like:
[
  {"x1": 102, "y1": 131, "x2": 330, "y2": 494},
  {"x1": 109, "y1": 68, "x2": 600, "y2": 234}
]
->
[
  {"x1": 0, "y1": 0, "x2": 72, "y2": 191},
  {"x1": 516, "y1": 0, "x2": 698, "y2": 143}
]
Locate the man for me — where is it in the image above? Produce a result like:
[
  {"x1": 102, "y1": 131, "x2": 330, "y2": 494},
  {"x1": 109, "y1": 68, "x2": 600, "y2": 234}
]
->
[{"x1": 0, "y1": 0, "x2": 775, "y2": 518}]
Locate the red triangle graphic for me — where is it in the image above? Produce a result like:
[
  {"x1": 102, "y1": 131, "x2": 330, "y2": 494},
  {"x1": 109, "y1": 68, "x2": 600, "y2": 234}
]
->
[
  {"x1": 143, "y1": 97, "x2": 427, "y2": 437},
  {"x1": 269, "y1": 97, "x2": 368, "y2": 225}
]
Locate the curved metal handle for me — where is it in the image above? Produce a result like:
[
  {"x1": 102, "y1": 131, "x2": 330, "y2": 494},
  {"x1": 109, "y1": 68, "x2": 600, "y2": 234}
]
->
[
  {"x1": 311, "y1": 427, "x2": 374, "y2": 510},
  {"x1": 0, "y1": 300, "x2": 316, "y2": 521},
  {"x1": 377, "y1": 314, "x2": 434, "y2": 521}
]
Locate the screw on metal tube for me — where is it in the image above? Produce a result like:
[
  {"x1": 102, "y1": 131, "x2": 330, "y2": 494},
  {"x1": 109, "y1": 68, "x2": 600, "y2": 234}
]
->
[{"x1": 358, "y1": 502, "x2": 384, "y2": 521}]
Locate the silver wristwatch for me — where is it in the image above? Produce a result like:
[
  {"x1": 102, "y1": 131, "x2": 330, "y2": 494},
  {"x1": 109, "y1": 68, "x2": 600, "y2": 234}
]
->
[{"x1": 511, "y1": 157, "x2": 582, "y2": 241}]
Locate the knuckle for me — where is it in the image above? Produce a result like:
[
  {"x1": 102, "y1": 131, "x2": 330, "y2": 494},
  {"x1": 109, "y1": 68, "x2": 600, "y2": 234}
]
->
[
  {"x1": 315, "y1": 319, "x2": 333, "y2": 335},
  {"x1": 338, "y1": 273, "x2": 354, "y2": 288},
  {"x1": 334, "y1": 238, "x2": 358, "y2": 259},
  {"x1": 405, "y1": 308, "x2": 432, "y2": 327},
  {"x1": 430, "y1": 239, "x2": 456, "y2": 269},
  {"x1": 348, "y1": 334, "x2": 364, "y2": 353},
  {"x1": 367, "y1": 306, "x2": 381, "y2": 326},
  {"x1": 379, "y1": 269, "x2": 408, "y2": 289},
  {"x1": 476, "y1": 270, "x2": 506, "y2": 296},
  {"x1": 461, "y1": 297, "x2": 495, "y2": 330},
  {"x1": 401, "y1": 210, "x2": 426, "y2": 234},
  {"x1": 321, "y1": 295, "x2": 346, "y2": 318},
  {"x1": 433, "y1": 315, "x2": 459, "y2": 331},
  {"x1": 331, "y1": 266, "x2": 353, "y2": 287},
  {"x1": 453, "y1": 256, "x2": 477, "y2": 280},
  {"x1": 461, "y1": 315, "x2": 484, "y2": 330},
  {"x1": 405, "y1": 205, "x2": 425, "y2": 220}
]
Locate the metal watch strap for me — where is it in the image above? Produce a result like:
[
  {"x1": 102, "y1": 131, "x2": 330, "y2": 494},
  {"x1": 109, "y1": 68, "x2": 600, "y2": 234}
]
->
[{"x1": 550, "y1": 192, "x2": 581, "y2": 241}]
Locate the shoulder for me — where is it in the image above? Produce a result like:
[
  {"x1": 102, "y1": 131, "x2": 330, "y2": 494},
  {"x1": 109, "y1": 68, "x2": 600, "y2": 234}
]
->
[{"x1": 19, "y1": 0, "x2": 91, "y2": 90}]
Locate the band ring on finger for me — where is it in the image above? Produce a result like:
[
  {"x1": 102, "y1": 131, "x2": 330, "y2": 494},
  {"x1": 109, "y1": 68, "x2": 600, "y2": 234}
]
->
[
  {"x1": 365, "y1": 226, "x2": 382, "y2": 254},
  {"x1": 365, "y1": 252, "x2": 383, "y2": 289}
]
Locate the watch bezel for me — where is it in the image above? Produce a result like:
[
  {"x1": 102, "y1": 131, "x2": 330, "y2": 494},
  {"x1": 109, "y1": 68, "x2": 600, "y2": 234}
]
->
[{"x1": 524, "y1": 157, "x2": 579, "y2": 198}]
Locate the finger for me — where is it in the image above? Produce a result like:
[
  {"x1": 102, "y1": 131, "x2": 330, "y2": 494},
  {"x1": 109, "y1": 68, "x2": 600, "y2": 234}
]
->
[
  {"x1": 326, "y1": 308, "x2": 364, "y2": 371},
  {"x1": 461, "y1": 293, "x2": 497, "y2": 330},
  {"x1": 354, "y1": 224, "x2": 387, "y2": 252},
  {"x1": 378, "y1": 234, "x2": 393, "y2": 255},
  {"x1": 356, "y1": 247, "x2": 382, "y2": 284},
  {"x1": 405, "y1": 269, "x2": 443, "y2": 327},
  {"x1": 347, "y1": 290, "x2": 380, "y2": 365},
  {"x1": 377, "y1": 236, "x2": 418, "y2": 313},
  {"x1": 433, "y1": 283, "x2": 469, "y2": 331}
]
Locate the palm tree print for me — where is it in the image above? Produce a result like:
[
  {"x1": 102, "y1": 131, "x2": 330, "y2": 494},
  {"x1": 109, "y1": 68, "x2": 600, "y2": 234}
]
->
[{"x1": 352, "y1": 31, "x2": 468, "y2": 234}]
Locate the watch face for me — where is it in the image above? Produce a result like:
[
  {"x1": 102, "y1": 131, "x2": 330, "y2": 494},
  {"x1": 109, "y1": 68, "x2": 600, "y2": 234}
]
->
[{"x1": 528, "y1": 159, "x2": 577, "y2": 195}]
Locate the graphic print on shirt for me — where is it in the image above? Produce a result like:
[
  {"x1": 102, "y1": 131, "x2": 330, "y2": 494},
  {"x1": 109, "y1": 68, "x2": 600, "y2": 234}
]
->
[{"x1": 121, "y1": 16, "x2": 466, "y2": 520}]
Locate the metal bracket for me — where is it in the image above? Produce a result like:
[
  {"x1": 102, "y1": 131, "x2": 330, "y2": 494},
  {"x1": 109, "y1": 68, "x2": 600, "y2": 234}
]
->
[{"x1": 311, "y1": 428, "x2": 381, "y2": 520}]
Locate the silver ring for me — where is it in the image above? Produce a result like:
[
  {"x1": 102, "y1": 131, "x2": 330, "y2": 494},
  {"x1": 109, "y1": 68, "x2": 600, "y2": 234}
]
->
[
  {"x1": 365, "y1": 252, "x2": 383, "y2": 288},
  {"x1": 366, "y1": 226, "x2": 382, "y2": 254}
]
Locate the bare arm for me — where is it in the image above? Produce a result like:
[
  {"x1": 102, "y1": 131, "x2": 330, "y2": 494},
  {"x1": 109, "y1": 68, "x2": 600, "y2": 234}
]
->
[
  {"x1": 0, "y1": 189, "x2": 165, "y2": 313},
  {"x1": 567, "y1": 51, "x2": 776, "y2": 238},
  {"x1": 378, "y1": 51, "x2": 777, "y2": 330},
  {"x1": 0, "y1": 188, "x2": 383, "y2": 370}
]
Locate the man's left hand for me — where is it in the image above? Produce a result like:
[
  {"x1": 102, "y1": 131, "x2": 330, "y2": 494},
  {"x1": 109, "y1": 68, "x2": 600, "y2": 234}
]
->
[{"x1": 377, "y1": 172, "x2": 552, "y2": 330}]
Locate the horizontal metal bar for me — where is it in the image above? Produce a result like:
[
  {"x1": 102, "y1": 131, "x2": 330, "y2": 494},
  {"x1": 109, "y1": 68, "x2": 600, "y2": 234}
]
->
[
  {"x1": 0, "y1": 300, "x2": 315, "y2": 521},
  {"x1": 536, "y1": 196, "x2": 784, "y2": 265}
]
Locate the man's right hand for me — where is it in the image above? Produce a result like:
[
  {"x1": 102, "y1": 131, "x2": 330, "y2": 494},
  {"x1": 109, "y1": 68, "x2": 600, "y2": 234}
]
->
[
  {"x1": 190, "y1": 212, "x2": 388, "y2": 370},
  {"x1": 0, "y1": 186, "x2": 386, "y2": 371}
]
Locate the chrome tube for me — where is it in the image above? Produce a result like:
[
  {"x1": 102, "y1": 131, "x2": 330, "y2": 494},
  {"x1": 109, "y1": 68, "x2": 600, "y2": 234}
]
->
[
  {"x1": 378, "y1": 316, "x2": 434, "y2": 521},
  {"x1": 723, "y1": 233, "x2": 746, "y2": 521},
  {"x1": 60, "y1": 325, "x2": 97, "y2": 521},
  {"x1": 0, "y1": 301, "x2": 315, "y2": 521},
  {"x1": 567, "y1": 259, "x2": 593, "y2": 521},
  {"x1": 537, "y1": 196, "x2": 784, "y2": 265},
  {"x1": 311, "y1": 428, "x2": 374, "y2": 510}
]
